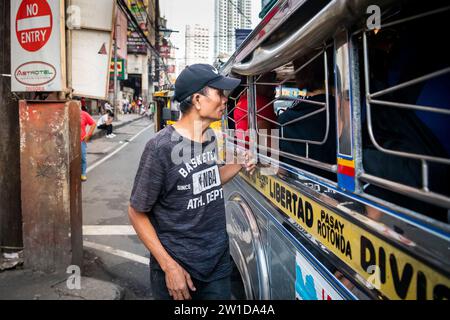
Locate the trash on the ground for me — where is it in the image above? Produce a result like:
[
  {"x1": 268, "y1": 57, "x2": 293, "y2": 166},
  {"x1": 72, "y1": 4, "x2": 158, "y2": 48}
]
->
[
  {"x1": 3, "y1": 252, "x2": 19, "y2": 260},
  {"x1": 0, "y1": 251, "x2": 24, "y2": 271}
]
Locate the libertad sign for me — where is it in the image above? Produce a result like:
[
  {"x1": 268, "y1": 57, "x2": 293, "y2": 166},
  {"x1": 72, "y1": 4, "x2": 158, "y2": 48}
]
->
[{"x1": 11, "y1": 0, "x2": 65, "y2": 92}]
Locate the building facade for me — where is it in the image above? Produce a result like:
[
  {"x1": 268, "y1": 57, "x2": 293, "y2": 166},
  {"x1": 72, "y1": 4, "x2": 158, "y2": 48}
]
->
[
  {"x1": 185, "y1": 24, "x2": 210, "y2": 66},
  {"x1": 122, "y1": 0, "x2": 158, "y2": 105},
  {"x1": 214, "y1": 0, "x2": 252, "y2": 62}
]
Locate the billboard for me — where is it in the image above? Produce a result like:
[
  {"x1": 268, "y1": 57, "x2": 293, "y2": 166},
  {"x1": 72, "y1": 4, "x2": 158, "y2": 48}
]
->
[
  {"x1": 116, "y1": 9, "x2": 128, "y2": 60},
  {"x1": 127, "y1": 0, "x2": 149, "y2": 54},
  {"x1": 160, "y1": 45, "x2": 170, "y2": 58},
  {"x1": 110, "y1": 59, "x2": 126, "y2": 80},
  {"x1": 69, "y1": 0, "x2": 115, "y2": 99}
]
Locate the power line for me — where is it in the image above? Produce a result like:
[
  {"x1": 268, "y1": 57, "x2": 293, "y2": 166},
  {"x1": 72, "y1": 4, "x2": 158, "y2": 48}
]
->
[
  {"x1": 227, "y1": 0, "x2": 252, "y2": 25},
  {"x1": 130, "y1": 0, "x2": 149, "y2": 30},
  {"x1": 134, "y1": 0, "x2": 157, "y2": 33},
  {"x1": 116, "y1": 0, "x2": 172, "y2": 84}
]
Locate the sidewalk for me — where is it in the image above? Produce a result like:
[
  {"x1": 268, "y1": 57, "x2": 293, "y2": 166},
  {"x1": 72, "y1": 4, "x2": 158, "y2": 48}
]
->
[
  {"x1": 0, "y1": 115, "x2": 151, "y2": 300},
  {"x1": 0, "y1": 251, "x2": 124, "y2": 300},
  {"x1": 90, "y1": 113, "x2": 147, "y2": 140}
]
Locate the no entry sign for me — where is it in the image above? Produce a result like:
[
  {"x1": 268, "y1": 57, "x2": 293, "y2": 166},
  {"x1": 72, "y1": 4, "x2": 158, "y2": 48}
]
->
[
  {"x1": 16, "y1": 0, "x2": 53, "y2": 52},
  {"x1": 11, "y1": 0, "x2": 65, "y2": 92}
]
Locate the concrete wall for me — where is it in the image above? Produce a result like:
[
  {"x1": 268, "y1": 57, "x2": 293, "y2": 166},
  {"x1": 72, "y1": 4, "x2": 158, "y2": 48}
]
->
[{"x1": 0, "y1": 0, "x2": 22, "y2": 252}]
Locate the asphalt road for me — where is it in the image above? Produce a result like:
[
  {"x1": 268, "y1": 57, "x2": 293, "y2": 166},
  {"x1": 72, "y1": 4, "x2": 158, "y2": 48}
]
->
[{"x1": 82, "y1": 117, "x2": 155, "y2": 299}]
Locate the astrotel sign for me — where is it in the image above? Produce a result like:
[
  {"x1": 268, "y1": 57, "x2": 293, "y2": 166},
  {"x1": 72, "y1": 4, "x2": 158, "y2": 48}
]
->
[{"x1": 11, "y1": 0, "x2": 65, "y2": 92}]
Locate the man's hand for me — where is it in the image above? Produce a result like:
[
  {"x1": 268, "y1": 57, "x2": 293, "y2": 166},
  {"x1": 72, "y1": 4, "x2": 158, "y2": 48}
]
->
[
  {"x1": 84, "y1": 135, "x2": 91, "y2": 142},
  {"x1": 164, "y1": 262, "x2": 196, "y2": 300},
  {"x1": 242, "y1": 150, "x2": 257, "y2": 175},
  {"x1": 128, "y1": 206, "x2": 195, "y2": 300}
]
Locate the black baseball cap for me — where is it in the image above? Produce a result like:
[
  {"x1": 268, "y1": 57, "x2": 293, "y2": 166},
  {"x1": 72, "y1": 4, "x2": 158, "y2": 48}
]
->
[{"x1": 174, "y1": 64, "x2": 241, "y2": 102}]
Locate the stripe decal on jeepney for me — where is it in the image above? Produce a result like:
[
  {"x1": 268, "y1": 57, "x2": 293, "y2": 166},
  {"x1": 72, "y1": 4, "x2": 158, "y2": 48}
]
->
[
  {"x1": 337, "y1": 158, "x2": 356, "y2": 191},
  {"x1": 295, "y1": 251, "x2": 344, "y2": 300},
  {"x1": 240, "y1": 169, "x2": 450, "y2": 300}
]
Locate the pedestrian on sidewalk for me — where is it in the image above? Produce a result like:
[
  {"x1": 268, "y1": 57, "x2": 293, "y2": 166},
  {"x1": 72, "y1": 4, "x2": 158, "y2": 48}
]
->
[
  {"x1": 122, "y1": 96, "x2": 130, "y2": 114},
  {"x1": 104, "y1": 101, "x2": 113, "y2": 113},
  {"x1": 140, "y1": 102, "x2": 147, "y2": 116},
  {"x1": 81, "y1": 97, "x2": 87, "y2": 112},
  {"x1": 97, "y1": 110, "x2": 116, "y2": 138},
  {"x1": 129, "y1": 64, "x2": 256, "y2": 301},
  {"x1": 137, "y1": 97, "x2": 143, "y2": 114},
  {"x1": 80, "y1": 106, "x2": 96, "y2": 182},
  {"x1": 149, "y1": 102, "x2": 155, "y2": 120}
]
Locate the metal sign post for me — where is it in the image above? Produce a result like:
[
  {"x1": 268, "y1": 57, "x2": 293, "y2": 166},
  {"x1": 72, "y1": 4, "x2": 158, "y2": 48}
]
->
[{"x1": 11, "y1": 0, "x2": 82, "y2": 273}]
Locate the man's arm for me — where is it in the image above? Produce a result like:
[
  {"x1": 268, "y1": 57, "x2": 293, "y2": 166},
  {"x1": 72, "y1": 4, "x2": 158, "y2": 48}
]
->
[
  {"x1": 84, "y1": 125, "x2": 95, "y2": 142},
  {"x1": 219, "y1": 151, "x2": 256, "y2": 184},
  {"x1": 219, "y1": 164, "x2": 242, "y2": 185},
  {"x1": 84, "y1": 114, "x2": 96, "y2": 142},
  {"x1": 128, "y1": 205, "x2": 196, "y2": 300}
]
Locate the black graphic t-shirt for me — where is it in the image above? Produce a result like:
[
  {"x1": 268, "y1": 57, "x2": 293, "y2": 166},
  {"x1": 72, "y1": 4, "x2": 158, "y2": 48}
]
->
[{"x1": 130, "y1": 125, "x2": 231, "y2": 282}]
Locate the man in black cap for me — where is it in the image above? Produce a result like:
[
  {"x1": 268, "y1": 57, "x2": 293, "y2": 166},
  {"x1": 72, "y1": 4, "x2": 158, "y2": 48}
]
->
[{"x1": 128, "y1": 64, "x2": 255, "y2": 300}]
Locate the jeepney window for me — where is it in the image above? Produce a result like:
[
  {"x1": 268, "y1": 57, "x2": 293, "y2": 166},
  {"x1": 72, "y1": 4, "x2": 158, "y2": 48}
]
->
[
  {"x1": 357, "y1": 3, "x2": 450, "y2": 222},
  {"x1": 226, "y1": 77, "x2": 250, "y2": 145},
  {"x1": 251, "y1": 46, "x2": 337, "y2": 182}
]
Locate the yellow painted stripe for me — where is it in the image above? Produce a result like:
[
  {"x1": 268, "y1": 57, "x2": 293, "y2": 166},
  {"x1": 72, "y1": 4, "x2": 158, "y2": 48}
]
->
[
  {"x1": 338, "y1": 158, "x2": 355, "y2": 168},
  {"x1": 240, "y1": 169, "x2": 450, "y2": 300}
]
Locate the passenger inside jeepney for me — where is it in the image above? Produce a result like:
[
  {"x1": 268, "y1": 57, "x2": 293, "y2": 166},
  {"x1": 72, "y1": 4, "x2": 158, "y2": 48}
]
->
[
  {"x1": 277, "y1": 51, "x2": 337, "y2": 181},
  {"x1": 360, "y1": 17, "x2": 450, "y2": 222},
  {"x1": 233, "y1": 73, "x2": 277, "y2": 143}
]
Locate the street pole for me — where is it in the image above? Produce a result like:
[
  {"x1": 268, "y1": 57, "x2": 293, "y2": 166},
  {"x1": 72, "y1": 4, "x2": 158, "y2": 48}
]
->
[
  {"x1": 0, "y1": 0, "x2": 22, "y2": 254},
  {"x1": 113, "y1": 21, "x2": 119, "y2": 121},
  {"x1": 155, "y1": 0, "x2": 160, "y2": 92}
]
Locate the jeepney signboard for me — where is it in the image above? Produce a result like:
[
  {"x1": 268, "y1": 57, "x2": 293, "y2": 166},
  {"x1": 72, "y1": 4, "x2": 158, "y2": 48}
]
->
[
  {"x1": 11, "y1": 0, "x2": 65, "y2": 92},
  {"x1": 241, "y1": 169, "x2": 450, "y2": 300}
]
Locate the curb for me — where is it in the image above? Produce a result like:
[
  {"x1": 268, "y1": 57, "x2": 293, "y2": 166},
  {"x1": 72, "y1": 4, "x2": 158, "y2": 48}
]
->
[
  {"x1": 54, "y1": 276, "x2": 125, "y2": 300},
  {"x1": 90, "y1": 115, "x2": 147, "y2": 141}
]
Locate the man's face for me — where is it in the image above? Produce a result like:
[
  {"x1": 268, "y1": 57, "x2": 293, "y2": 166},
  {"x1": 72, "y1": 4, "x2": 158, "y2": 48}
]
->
[{"x1": 196, "y1": 87, "x2": 227, "y2": 121}]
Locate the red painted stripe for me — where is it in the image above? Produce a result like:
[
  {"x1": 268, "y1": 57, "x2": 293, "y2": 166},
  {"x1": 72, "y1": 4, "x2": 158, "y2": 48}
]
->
[
  {"x1": 338, "y1": 165, "x2": 355, "y2": 177},
  {"x1": 262, "y1": 5, "x2": 280, "y2": 25}
]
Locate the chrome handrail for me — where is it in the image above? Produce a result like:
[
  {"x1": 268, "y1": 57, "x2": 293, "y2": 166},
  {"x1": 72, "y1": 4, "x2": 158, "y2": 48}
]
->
[{"x1": 232, "y1": 0, "x2": 395, "y2": 76}]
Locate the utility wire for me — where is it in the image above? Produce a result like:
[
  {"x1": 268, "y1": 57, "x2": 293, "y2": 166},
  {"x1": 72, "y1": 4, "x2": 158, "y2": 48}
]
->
[
  {"x1": 137, "y1": 0, "x2": 157, "y2": 30},
  {"x1": 131, "y1": 0, "x2": 157, "y2": 33},
  {"x1": 117, "y1": 0, "x2": 172, "y2": 84},
  {"x1": 131, "y1": 0, "x2": 175, "y2": 82},
  {"x1": 227, "y1": 0, "x2": 252, "y2": 25}
]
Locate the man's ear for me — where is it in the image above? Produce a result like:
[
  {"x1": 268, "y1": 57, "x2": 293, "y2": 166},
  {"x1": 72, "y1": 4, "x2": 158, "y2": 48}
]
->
[{"x1": 193, "y1": 94, "x2": 202, "y2": 110}]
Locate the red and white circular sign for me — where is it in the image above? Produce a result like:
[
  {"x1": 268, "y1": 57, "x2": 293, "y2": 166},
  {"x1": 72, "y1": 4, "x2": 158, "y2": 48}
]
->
[{"x1": 16, "y1": 0, "x2": 53, "y2": 52}]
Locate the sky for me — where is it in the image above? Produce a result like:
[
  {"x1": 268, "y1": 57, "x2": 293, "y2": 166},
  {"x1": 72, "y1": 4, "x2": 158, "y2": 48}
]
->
[{"x1": 159, "y1": 0, "x2": 262, "y2": 70}]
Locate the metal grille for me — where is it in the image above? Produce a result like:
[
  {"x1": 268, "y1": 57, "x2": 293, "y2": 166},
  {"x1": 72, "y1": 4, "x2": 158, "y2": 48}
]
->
[
  {"x1": 225, "y1": 47, "x2": 338, "y2": 181},
  {"x1": 360, "y1": 6, "x2": 450, "y2": 209}
]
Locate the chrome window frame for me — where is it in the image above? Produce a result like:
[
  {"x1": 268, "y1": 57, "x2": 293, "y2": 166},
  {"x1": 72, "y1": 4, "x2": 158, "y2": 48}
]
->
[
  {"x1": 359, "y1": 5, "x2": 450, "y2": 209},
  {"x1": 249, "y1": 47, "x2": 338, "y2": 177}
]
